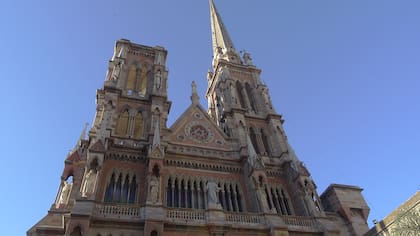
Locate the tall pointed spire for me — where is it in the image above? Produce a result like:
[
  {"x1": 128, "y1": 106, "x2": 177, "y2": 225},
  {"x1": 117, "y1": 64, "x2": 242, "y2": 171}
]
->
[{"x1": 209, "y1": 0, "x2": 240, "y2": 65}]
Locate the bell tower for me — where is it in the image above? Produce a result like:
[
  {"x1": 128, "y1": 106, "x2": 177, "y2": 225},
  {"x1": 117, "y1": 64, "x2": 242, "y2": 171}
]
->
[
  {"x1": 206, "y1": 0, "x2": 327, "y2": 217},
  {"x1": 206, "y1": 0, "x2": 287, "y2": 158}
]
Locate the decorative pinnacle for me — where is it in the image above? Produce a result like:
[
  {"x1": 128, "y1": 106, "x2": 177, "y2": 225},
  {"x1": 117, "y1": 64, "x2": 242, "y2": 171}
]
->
[
  {"x1": 191, "y1": 81, "x2": 200, "y2": 105},
  {"x1": 72, "y1": 122, "x2": 89, "y2": 152}
]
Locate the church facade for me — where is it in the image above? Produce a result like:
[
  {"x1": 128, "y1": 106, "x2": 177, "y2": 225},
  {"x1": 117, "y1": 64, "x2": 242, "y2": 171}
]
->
[{"x1": 28, "y1": 1, "x2": 371, "y2": 236}]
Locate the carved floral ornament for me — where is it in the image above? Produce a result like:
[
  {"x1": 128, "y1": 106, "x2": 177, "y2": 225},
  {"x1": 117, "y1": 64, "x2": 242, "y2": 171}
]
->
[{"x1": 185, "y1": 121, "x2": 214, "y2": 143}]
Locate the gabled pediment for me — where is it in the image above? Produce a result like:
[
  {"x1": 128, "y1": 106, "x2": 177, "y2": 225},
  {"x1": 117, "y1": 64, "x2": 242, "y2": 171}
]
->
[{"x1": 168, "y1": 103, "x2": 233, "y2": 150}]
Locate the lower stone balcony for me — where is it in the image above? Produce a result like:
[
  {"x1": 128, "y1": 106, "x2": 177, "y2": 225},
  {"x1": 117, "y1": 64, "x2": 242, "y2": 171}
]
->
[{"x1": 93, "y1": 204, "x2": 332, "y2": 232}]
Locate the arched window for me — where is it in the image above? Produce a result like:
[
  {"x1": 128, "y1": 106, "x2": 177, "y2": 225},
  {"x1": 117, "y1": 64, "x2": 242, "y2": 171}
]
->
[
  {"x1": 126, "y1": 64, "x2": 137, "y2": 91},
  {"x1": 128, "y1": 176, "x2": 137, "y2": 204},
  {"x1": 282, "y1": 189, "x2": 292, "y2": 215},
  {"x1": 245, "y1": 83, "x2": 257, "y2": 113},
  {"x1": 104, "y1": 172, "x2": 137, "y2": 204},
  {"x1": 167, "y1": 178, "x2": 173, "y2": 207},
  {"x1": 104, "y1": 173, "x2": 115, "y2": 203},
  {"x1": 236, "y1": 185, "x2": 243, "y2": 212},
  {"x1": 114, "y1": 174, "x2": 122, "y2": 202},
  {"x1": 174, "y1": 178, "x2": 179, "y2": 207},
  {"x1": 236, "y1": 81, "x2": 246, "y2": 109},
  {"x1": 265, "y1": 187, "x2": 272, "y2": 210},
  {"x1": 249, "y1": 127, "x2": 260, "y2": 154},
  {"x1": 180, "y1": 180, "x2": 186, "y2": 208},
  {"x1": 121, "y1": 175, "x2": 130, "y2": 203},
  {"x1": 261, "y1": 129, "x2": 271, "y2": 156},
  {"x1": 133, "y1": 111, "x2": 143, "y2": 139},
  {"x1": 116, "y1": 110, "x2": 129, "y2": 136},
  {"x1": 137, "y1": 65, "x2": 148, "y2": 96},
  {"x1": 187, "y1": 180, "x2": 192, "y2": 208},
  {"x1": 276, "y1": 188, "x2": 287, "y2": 215}
]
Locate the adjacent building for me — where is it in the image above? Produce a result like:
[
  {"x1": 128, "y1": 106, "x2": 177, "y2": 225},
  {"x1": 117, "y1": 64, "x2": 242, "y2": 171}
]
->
[
  {"x1": 28, "y1": 1, "x2": 371, "y2": 235},
  {"x1": 365, "y1": 191, "x2": 420, "y2": 236}
]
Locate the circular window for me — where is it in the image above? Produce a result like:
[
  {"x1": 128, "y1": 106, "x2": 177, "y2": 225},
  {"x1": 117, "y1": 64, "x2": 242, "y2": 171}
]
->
[{"x1": 185, "y1": 122, "x2": 213, "y2": 143}]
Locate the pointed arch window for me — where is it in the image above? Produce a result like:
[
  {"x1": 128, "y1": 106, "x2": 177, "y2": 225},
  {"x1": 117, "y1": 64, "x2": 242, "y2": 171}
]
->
[
  {"x1": 128, "y1": 176, "x2": 137, "y2": 204},
  {"x1": 261, "y1": 129, "x2": 271, "y2": 156},
  {"x1": 114, "y1": 174, "x2": 122, "y2": 202},
  {"x1": 126, "y1": 64, "x2": 137, "y2": 91},
  {"x1": 116, "y1": 110, "x2": 129, "y2": 136},
  {"x1": 137, "y1": 65, "x2": 148, "y2": 96},
  {"x1": 104, "y1": 172, "x2": 137, "y2": 204},
  {"x1": 104, "y1": 173, "x2": 115, "y2": 203},
  {"x1": 121, "y1": 175, "x2": 130, "y2": 203},
  {"x1": 236, "y1": 81, "x2": 246, "y2": 110},
  {"x1": 133, "y1": 111, "x2": 144, "y2": 139},
  {"x1": 245, "y1": 83, "x2": 257, "y2": 113},
  {"x1": 166, "y1": 178, "x2": 205, "y2": 210},
  {"x1": 249, "y1": 127, "x2": 260, "y2": 154}
]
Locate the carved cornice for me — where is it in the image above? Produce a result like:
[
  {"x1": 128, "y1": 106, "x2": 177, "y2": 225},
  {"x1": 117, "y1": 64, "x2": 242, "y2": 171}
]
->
[
  {"x1": 105, "y1": 152, "x2": 146, "y2": 163},
  {"x1": 165, "y1": 158, "x2": 242, "y2": 174},
  {"x1": 167, "y1": 144, "x2": 239, "y2": 159}
]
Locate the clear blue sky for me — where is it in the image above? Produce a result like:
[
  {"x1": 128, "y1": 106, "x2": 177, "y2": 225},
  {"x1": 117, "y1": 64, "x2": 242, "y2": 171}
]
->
[{"x1": 1, "y1": 0, "x2": 419, "y2": 235}]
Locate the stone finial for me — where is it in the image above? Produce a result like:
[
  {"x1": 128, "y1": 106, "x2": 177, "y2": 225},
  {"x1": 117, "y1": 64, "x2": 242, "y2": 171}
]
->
[
  {"x1": 79, "y1": 123, "x2": 89, "y2": 141},
  {"x1": 191, "y1": 81, "x2": 200, "y2": 105}
]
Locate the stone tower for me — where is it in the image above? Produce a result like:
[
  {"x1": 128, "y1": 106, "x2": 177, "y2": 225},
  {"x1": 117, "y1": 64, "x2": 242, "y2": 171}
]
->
[{"x1": 28, "y1": 1, "x2": 370, "y2": 236}]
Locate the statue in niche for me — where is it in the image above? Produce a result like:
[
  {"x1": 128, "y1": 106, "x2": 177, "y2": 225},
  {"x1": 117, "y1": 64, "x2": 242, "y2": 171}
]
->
[
  {"x1": 155, "y1": 52, "x2": 164, "y2": 65},
  {"x1": 155, "y1": 70, "x2": 162, "y2": 89},
  {"x1": 149, "y1": 176, "x2": 160, "y2": 203},
  {"x1": 243, "y1": 52, "x2": 253, "y2": 65},
  {"x1": 111, "y1": 61, "x2": 122, "y2": 81},
  {"x1": 81, "y1": 169, "x2": 97, "y2": 198},
  {"x1": 58, "y1": 181, "x2": 72, "y2": 205},
  {"x1": 256, "y1": 176, "x2": 269, "y2": 212},
  {"x1": 257, "y1": 187, "x2": 269, "y2": 212},
  {"x1": 206, "y1": 181, "x2": 221, "y2": 205},
  {"x1": 262, "y1": 89, "x2": 273, "y2": 109}
]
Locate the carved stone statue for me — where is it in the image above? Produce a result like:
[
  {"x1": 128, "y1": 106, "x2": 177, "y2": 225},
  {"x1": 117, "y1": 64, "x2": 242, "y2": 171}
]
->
[
  {"x1": 58, "y1": 181, "x2": 72, "y2": 205},
  {"x1": 243, "y1": 52, "x2": 253, "y2": 65},
  {"x1": 206, "y1": 181, "x2": 221, "y2": 205},
  {"x1": 262, "y1": 89, "x2": 272, "y2": 109},
  {"x1": 149, "y1": 176, "x2": 160, "y2": 203},
  {"x1": 155, "y1": 51, "x2": 164, "y2": 65},
  {"x1": 81, "y1": 169, "x2": 97, "y2": 198},
  {"x1": 257, "y1": 187, "x2": 269, "y2": 212},
  {"x1": 111, "y1": 61, "x2": 122, "y2": 81},
  {"x1": 155, "y1": 70, "x2": 162, "y2": 89}
]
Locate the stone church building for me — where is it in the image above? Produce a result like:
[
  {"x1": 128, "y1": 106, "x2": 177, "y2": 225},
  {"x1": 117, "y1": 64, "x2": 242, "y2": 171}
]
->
[{"x1": 28, "y1": 1, "x2": 371, "y2": 235}]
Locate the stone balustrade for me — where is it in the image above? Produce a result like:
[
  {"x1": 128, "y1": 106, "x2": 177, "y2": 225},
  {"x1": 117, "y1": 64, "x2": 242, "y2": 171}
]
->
[
  {"x1": 95, "y1": 204, "x2": 140, "y2": 219},
  {"x1": 225, "y1": 212, "x2": 264, "y2": 224},
  {"x1": 94, "y1": 204, "x2": 320, "y2": 230},
  {"x1": 281, "y1": 215, "x2": 317, "y2": 228},
  {"x1": 166, "y1": 209, "x2": 206, "y2": 224}
]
